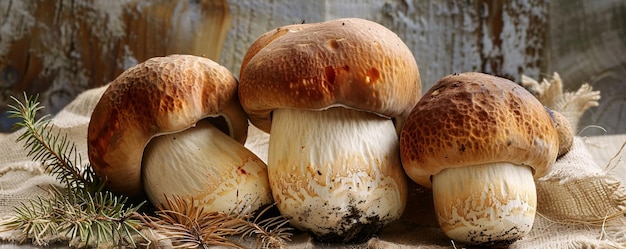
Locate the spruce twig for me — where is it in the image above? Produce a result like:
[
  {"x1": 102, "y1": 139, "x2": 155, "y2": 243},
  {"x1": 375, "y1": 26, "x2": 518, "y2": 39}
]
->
[
  {"x1": 3, "y1": 93, "x2": 145, "y2": 247},
  {"x1": 7, "y1": 93, "x2": 99, "y2": 192},
  {"x1": 4, "y1": 93, "x2": 293, "y2": 248}
]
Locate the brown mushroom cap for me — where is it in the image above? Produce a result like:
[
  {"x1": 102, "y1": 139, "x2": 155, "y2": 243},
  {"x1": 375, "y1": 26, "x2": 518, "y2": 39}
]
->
[
  {"x1": 239, "y1": 18, "x2": 421, "y2": 132},
  {"x1": 87, "y1": 54, "x2": 247, "y2": 199},
  {"x1": 400, "y1": 72, "x2": 559, "y2": 188},
  {"x1": 549, "y1": 109, "x2": 574, "y2": 157}
]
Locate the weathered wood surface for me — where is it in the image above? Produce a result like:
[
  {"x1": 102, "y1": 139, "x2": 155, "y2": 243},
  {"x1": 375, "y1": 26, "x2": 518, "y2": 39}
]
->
[
  {"x1": 0, "y1": 0, "x2": 230, "y2": 130},
  {"x1": 220, "y1": 0, "x2": 624, "y2": 135},
  {"x1": 0, "y1": 0, "x2": 624, "y2": 134},
  {"x1": 548, "y1": 0, "x2": 626, "y2": 135},
  {"x1": 221, "y1": 0, "x2": 550, "y2": 89}
]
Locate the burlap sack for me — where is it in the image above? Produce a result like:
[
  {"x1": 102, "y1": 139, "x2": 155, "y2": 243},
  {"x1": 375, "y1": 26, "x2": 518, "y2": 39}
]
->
[
  {"x1": 0, "y1": 77, "x2": 625, "y2": 248},
  {"x1": 512, "y1": 136, "x2": 626, "y2": 249}
]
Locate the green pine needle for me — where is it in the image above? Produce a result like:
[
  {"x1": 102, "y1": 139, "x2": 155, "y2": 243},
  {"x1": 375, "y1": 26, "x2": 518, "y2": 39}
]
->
[
  {"x1": 7, "y1": 93, "x2": 100, "y2": 192},
  {"x1": 4, "y1": 93, "x2": 293, "y2": 248},
  {"x1": 7, "y1": 186, "x2": 144, "y2": 248},
  {"x1": 4, "y1": 93, "x2": 146, "y2": 247}
]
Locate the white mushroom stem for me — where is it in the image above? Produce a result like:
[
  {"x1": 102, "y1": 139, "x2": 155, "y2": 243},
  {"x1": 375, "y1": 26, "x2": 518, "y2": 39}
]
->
[
  {"x1": 431, "y1": 162, "x2": 536, "y2": 244},
  {"x1": 268, "y1": 107, "x2": 407, "y2": 239},
  {"x1": 142, "y1": 120, "x2": 272, "y2": 213}
]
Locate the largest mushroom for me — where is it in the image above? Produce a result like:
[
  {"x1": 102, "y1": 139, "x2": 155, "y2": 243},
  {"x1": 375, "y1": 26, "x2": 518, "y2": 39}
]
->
[
  {"x1": 400, "y1": 72, "x2": 560, "y2": 245},
  {"x1": 238, "y1": 18, "x2": 421, "y2": 242},
  {"x1": 88, "y1": 54, "x2": 272, "y2": 213}
]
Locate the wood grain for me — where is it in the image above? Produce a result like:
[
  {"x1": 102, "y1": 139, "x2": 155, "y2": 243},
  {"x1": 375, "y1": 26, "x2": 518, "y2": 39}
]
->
[{"x1": 0, "y1": 0, "x2": 230, "y2": 131}]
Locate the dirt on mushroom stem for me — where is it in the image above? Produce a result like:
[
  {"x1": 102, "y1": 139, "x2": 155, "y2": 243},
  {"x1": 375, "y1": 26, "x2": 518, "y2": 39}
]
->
[
  {"x1": 432, "y1": 162, "x2": 537, "y2": 244},
  {"x1": 312, "y1": 206, "x2": 384, "y2": 244},
  {"x1": 267, "y1": 107, "x2": 407, "y2": 243}
]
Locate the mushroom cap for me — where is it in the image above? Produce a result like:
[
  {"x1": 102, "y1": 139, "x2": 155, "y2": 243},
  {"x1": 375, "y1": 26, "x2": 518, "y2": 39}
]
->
[
  {"x1": 549, "y1": 109, "x2": 574, "y2": 157},
  {"x1": 238, "y1": 18, "x2": 421, "y2": 132},
  {"x1": 87, "y1": 54, "x2": 247, "y2": 199},
  {"x1": 400, "y1": 72, "x2": 559, "y2": 188}
]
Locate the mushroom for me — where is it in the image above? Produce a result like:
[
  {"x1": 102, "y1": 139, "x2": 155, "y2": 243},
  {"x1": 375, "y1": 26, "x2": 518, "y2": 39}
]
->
[
  {"x1": 238, "y1": 18, "x2": 421, "y2": 242},
  {"x1": 400, "y1": 72, "x2": 559, "y2": 245},
  {"x1": 87, "y1": 54, "x2": 272, "y2": 213},
  {"x1": 547, "y1": 108, "x2": 574, "y2": 157}
]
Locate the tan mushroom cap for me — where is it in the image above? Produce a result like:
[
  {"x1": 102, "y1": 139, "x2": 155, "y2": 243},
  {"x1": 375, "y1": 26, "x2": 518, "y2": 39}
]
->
[
  {"x1": 400, "y1": 72, "x2": 559, "y2": 188},
  {"x1": 88, "y1": 54, "x2": 247, "y2": 199},
  {"x1": 550, "y1": 109, "x2": 574, "y2": 157},
  {"x1": 239, "y1": 18, "x2": 421, "y2": 132}
]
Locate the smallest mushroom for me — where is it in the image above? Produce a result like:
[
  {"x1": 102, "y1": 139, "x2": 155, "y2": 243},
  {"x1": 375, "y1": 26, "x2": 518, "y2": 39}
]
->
[
  {"x1": 400, "y1": 72, "x2": 560, "y2": 245},
  {"x1": 546, "y1": 108, "x2": 574, "y2": 157},
  {"x1": 88, "y1": 54, "x2": 272, "y2": 213}
]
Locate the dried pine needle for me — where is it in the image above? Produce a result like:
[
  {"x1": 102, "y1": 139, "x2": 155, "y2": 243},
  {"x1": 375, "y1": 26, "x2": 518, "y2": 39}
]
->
[{"x1": 140, "y1": 196, "x2": 292, "y2": 249}]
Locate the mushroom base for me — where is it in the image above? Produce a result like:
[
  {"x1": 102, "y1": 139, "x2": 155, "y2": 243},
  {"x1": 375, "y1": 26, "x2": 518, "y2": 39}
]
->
[
  {"x1": 268, "y1": 107, "x2": 407, "y2": 243},
  {"x1": 432, "y1": 162, "x2": 536, "y2": 245},
  {"x1": 142, "y1": 120, "x2": 272, "y2": 213}
]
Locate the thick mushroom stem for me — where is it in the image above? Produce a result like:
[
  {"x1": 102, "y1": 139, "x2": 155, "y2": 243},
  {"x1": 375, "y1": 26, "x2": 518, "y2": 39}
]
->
[
  {"x1": 142, "y1": 120, "x2": 272, "y2": 213},
  {"x1": 431, "y1": 162, "x2": 536, "y2": 245},
  {"x1": 268, "y1": 107, "x2": 407, "y2": 242}
]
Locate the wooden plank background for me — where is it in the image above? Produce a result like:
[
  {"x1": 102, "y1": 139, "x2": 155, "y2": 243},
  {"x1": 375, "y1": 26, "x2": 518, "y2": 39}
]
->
[{"x1": 0, "y1": 0, "x2": 624, "y2": 135}]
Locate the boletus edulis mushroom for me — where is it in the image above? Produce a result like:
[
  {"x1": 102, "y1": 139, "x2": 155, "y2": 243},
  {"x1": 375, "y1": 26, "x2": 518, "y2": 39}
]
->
[
  {"x1": 400, "y1": 72, "x2": 560, "y2": 245},
  {"x1": 550, "y1": 109, "x2": 574, "y2": 157},
  {"x1": 87, "y1": 54, "x2": 272, "y2": 213},
  {"x1": 238, "y1": 18, "x2": 421, "y2": 242}
]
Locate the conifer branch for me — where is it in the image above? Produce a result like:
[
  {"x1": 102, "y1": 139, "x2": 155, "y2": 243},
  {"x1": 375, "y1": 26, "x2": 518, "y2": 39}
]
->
[
  {"x1": 3, "y1": 93, "x2": 293, "y2": 248},
  {"x1": 3, "y1": 93, "x2": 146, "y2": 247},
  {"x1": 7, "y1": 93, "x2": 100, "y2": 192}
]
